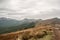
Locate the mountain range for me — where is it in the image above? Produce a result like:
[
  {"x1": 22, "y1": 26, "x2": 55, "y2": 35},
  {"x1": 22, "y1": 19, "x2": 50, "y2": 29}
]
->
[
  {"x1": 0, "y1": 17, "x2": 60, "y2": 34},
  {"x1": 0, "y1": 17, "x2": 38, "y2": 34}
]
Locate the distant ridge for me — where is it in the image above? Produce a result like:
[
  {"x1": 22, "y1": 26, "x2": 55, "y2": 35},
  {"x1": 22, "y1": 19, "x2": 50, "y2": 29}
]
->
[
  {"x1": 0, "y1": 17, "x2": 37, "y2": 34},
  {"x1": 35, "y1": 17, "x2": 60, "y2": 27},
  {"x1": 0, "y1": 17, "x2": 21, "y2": 27}
]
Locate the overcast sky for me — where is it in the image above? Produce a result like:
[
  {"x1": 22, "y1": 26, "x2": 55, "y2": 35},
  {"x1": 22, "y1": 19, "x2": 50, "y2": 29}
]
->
[{"x1": 0, "y1": 0, "x2": 60, "y2": 20}]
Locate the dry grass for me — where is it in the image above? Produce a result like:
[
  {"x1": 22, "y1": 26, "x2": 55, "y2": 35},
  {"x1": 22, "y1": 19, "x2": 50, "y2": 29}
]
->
[{"x1": 0, "y1": 26, "x2": 53, "y2": 40}]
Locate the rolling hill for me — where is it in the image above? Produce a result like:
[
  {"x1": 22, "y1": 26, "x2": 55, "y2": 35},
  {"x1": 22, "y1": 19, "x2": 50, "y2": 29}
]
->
[
  {"x1": 35, "y1": 18, "x2": 60, "y2": 28},
  {"x1": 0, "y1": 18, "x2": 60, "y2": 40}
]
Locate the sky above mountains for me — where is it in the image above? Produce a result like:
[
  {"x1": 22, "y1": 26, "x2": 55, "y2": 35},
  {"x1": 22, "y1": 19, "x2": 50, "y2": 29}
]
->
[{"x1": 0, "y1": 0, "x2": 60, "y2": 20}]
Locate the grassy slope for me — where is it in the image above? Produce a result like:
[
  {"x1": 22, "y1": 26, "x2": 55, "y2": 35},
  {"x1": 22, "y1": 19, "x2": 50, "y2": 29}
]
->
[
  {"x1": 29, "y1": 30, "x2": 52, "y2": 40},
  {"x1": 39, "y1": 35, "x2": 52, "y2": 40},
  {"x1": 38, "y1": 30, "x2": 52, "y2": 40},
  {"x1": 29, "y1": 35, "x2": 52, "y2": 40},
  {"x1": 0, "y1": 26, "x2": 53, "y2": 40}
]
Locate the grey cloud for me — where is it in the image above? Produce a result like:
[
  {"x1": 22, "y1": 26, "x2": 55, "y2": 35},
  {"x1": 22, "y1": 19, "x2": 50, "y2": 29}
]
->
[
  {"x1": 33, "y1": 9, "x2": 60, "y2": 19},
  {"x1": 46, "y1": 0, "x2": 60, "y2": 8},
  {"x1": 0, "y1": 0, "x2": 7, "y2": 3},
  {"x1": 0, "y1": 0, "x2": 60, "y2": 19}
]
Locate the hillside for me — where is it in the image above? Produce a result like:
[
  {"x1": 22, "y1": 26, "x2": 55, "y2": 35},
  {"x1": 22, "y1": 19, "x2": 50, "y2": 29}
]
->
[
  {"x1": 0, "y1": 17, "x2": 38, "y2": 34},
  {"x1": 0, "y1": 25, "x2": 52, "y2": 40},
  {"x1": 35, "y1": 18, "x2": 60, "y2": 28},
  {"x1": 0, "y1": 18, "x2": 59, "y2": 40},
  {"x1": 0, "y1": 17, "x2": 21, "y2": 27},
  {"x1": 0, "y1": 18, "x2": 60, "y2": 40}
]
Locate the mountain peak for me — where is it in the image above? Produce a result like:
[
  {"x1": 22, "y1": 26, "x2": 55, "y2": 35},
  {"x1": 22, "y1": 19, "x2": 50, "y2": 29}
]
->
[
  {"x1": 52, "y1": 17, "x2": 60, "y2": 20},
  {"x1": 35, "y1": 18, "x2": 60, "y2": 27}
]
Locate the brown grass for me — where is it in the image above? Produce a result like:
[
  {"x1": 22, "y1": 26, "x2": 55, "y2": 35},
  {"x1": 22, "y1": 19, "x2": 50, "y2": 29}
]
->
[{"x1": 0, "y1": 26, "x2": 52, "y2": 40}]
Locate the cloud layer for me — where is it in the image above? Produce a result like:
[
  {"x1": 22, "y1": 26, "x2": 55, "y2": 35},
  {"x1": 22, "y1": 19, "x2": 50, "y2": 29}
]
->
[{"x1": 0, "y1": 0, "x2": 60, "y2": 20}]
